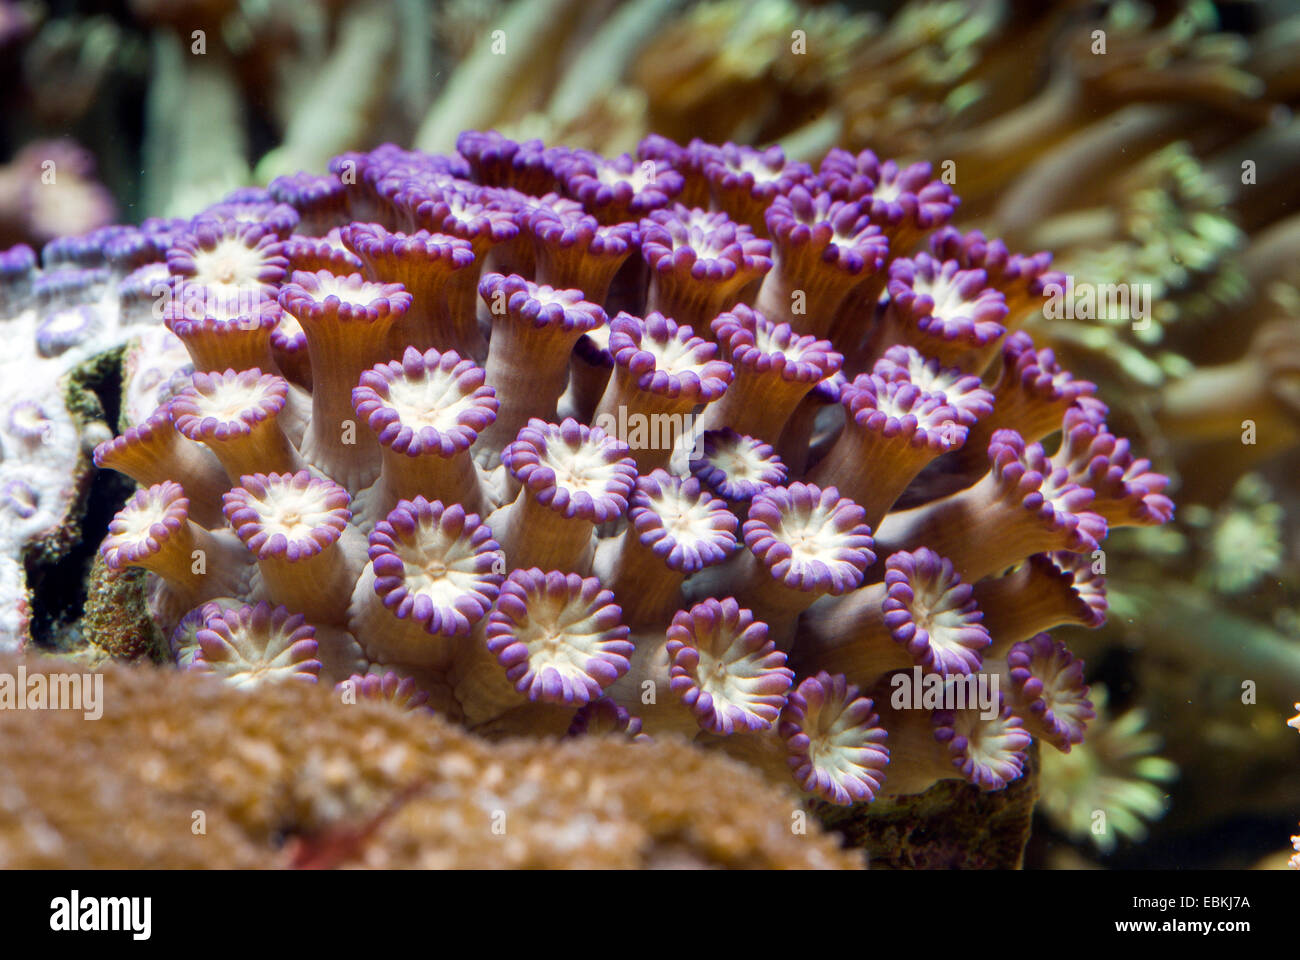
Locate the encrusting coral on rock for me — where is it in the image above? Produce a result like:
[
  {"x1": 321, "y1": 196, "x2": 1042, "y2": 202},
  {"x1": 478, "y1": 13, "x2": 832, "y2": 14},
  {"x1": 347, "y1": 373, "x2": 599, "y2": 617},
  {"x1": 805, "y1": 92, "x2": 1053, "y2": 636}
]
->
[
  {"x1": 0, "y1": 653, "x2": 859, "y2": 869},
  {"x1": 2, "y1": 127, "x2": 1175, "y2": 866}
]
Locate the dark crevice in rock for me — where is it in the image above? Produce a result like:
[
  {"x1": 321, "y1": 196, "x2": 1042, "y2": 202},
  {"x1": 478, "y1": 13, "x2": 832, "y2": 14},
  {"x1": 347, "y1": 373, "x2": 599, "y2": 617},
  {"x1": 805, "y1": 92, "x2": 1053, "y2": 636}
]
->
[{"x1": 26, "y1": 350, "x2": 132, "y2": 651}]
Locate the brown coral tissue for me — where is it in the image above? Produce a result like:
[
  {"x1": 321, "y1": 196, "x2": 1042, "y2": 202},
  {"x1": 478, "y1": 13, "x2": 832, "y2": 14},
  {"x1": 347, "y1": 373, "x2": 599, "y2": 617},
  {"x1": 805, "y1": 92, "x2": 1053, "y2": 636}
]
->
[{"x1": 0, "y1": 654, "x2": 860, "y2": 869}]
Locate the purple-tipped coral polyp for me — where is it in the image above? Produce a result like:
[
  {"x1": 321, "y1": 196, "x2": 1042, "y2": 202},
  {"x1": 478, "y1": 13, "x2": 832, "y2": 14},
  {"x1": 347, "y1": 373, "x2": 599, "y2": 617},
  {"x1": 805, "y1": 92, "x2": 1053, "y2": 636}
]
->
[
  {"x1": 596, "y1": 311, "x2": 732, "y2": 471},
  {"x1": 597, "y1": 469, "x2": 737, "y2": 627},
  {"x1": 340, "y1": 222, "x2": 480, "y2": 359},
  {"x1": 704, "y1": 143, "x2": 812, "y2": 234},
  {"x1": 457, "y1": 130, "x2": 562, "y2": 195},
  {"x1": 704, "y1": 305, "x2": 843, "y2": 443},
  {"x1": 808, "y1": 374, "x2": 966, "y2": 526},
  {"x1": 101, "y1": 481, "x2": 251, "y2": 628},
  {"x1": 475, "y1": 272, "x2": 606, "y2": 460},
  {"x1": 352, "y1": 346, "x2": 497, "y2": 521},
  {"x1": 878, "y1": 685, "x2": 1030, "y2": 796},
  {"x1": 485, "y1": 568, "x2": 632, "y2": 707},
  {"x1": 639, "y1": 205, "x2": 772, "y2": 331},
  {"x1": 873, "y1": 429, "x2": 1108, "y2": 583},
  {"x1": 780, "y1": 671, "x2": 890, "y2": 805},
  {"x1": 795, "y1": 547, "x2": 990, "y2": 688},
  {"x1": 524, "y1": 208, "x2": 635, "y2": 306},
  {"x1": 881, "y1": 253, "x2": 1008, "y2": 370},
  {"x1": 221, "y1": 470, "x2": 364, "y2": 632},
  {"x1": 167, "y1": 219, "x2": 288, "y2": 315},
  {"x1": 558, "y1": 150, "x2": 684, "y2": 224},
  {"x1": 190, "y1": 601, "x2": 322, "y2": 689},
  {"x1": 278, "y1": 270, "x2": 413, "y2": 492},
  {"x1": 495, "y1": 417, "x2": 636, "y2": 574},
  {"x1": 683, "y1": 481, "x2": 875, "y2": 648},
  {"x1": 819, "y1": 150, "x2": 957, "y2": 254},
  {"x1": 169, "y1": 368, "x2": 302, "y2": 482},
  {"x1": 689, "y1": 428, "x2": 788, "y2": 507},
  {"x1": 745, "y1": 483, "x2": 875, "y2": 597},
  {"x1": 1005, "y1": 633, "x2": 1095, "y2": 751},
  {"x1": 759, "y1": 186, "x2": 889, "y2": 335},
  {"x1": 350, "y1": 496, "x2": 502, "y2": 670},
  {"x1": 666, "y1": 597, "x2": 794, "y2": 735}
]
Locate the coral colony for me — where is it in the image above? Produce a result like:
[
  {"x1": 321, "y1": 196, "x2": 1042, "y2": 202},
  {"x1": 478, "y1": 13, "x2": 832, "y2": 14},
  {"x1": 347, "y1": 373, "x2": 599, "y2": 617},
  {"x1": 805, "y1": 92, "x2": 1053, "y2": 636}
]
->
[{"x1": 1, "y1": 130, "x2": 1175, "y2": 811}]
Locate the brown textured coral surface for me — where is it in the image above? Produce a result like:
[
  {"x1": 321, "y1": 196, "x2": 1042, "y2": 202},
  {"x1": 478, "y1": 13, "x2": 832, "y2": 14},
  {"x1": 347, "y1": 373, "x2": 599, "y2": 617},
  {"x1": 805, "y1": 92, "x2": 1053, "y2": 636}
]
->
[{"x1": 0, "y1": 654, "x2": 861, "y2": 869}]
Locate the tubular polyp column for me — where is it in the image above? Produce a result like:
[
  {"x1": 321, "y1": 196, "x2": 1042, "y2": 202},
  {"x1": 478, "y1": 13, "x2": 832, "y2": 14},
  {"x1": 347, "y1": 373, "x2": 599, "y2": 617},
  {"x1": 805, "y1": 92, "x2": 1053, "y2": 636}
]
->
[
  {"x1": 701, "y1": 305, "x2": 843, "y2": 443},
  {"x1": 278, "y1": 270, "x2": 412, "y2": 493},
  {"x1": 347, "y1": 496, "x2": 503, "y2": 672},
  {"x1": 222, "y1": 470, "x2": 367, "y2": 627},
  {"x1": 475, "y1": 273, "x2": 605, "y2": 464},
  {"x1": 491, "y1": 418, "x2": 636, "y2": 575},
  {"x1": 170, "y1": 368, "x2": 305, "y2": 483},
  {"x1": 352, "y1": 346, "x2": 497, "y2": 523},
  {"x1": 101, "y1": 481, "x2": 252, "y2": 626}
]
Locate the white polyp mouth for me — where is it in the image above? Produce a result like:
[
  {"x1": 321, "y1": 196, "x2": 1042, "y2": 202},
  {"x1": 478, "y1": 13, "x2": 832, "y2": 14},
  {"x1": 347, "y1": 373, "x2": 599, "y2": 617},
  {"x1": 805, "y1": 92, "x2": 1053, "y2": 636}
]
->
[
  {"x1": 1033, "y1": 652, "x2": 1089, "y2": 733},
  {"x1": 687, "y1": 229, "x2": 729, "y2": 260},
  {"x1": 648, "y1": 486, "x2": 718, "y2": 544},
  {"x1": 707, "y1": 438, "x2": 770, "y2": 485},
  {"x1": 252, "y1": 484, "x2": 339, "y2": 542},
  {"x1": 685, "y1": 208, "x2": 717, "y2": 231},
  {"x1": 748, "y1": 322, "x2": 784, "y2": 355},
  {"x1": 45, "y1": 309, "x2": 88, "y2": 335},
  {"x1": 512, "y1": 597, "x2": 610, "y2": 682},
  {"x1": 191, "y1": 378, "x2": 274, "y2": 424},
  {"x1": 647, "y1": 334, "x2": 708, "y2": 378},
  {"x1": 116, "y1": 495, "x2": 176, "y2": 544},
  {"x1": 207, "y1": 631, "x2": 314, "y2": 689},
  {"x1": 538, "y1": 438, "x2": 618, "y2": 499},
  {"x1": 307, "y1": 272, "x2": 388, "y2": 304},
  {"x1": 445, "y1": 193, "x2": 477, "y2": 220},
  {"x1": 391, "y1": 523, "x2": 486, "y2": 606},
  {"x1": 913, "y1": 275, "x2": 970, "y2": 318},
  {"x1": 11, "y1": 406, "x2": 47, "y2": 432},
  {"x1": 734, "y1": 154, "x2": 780, "y2": 183},
  {"x1": 684, "y1": 629, "x2": 777, "y2": 727},
  {"x1": 871, "y1": 387, "x2": 918, "y2": 420},
  {"x1": 1040, "y1": 659, "x2": 1074, "y2": 702},
  {"x1": 1038, "y1": 473, "x2": 1078, "y2": 513},
  {"x1": 907, "y1": 576, "x2": 975, "y2": 651},
  {"x1": 383, "y1": 372, "x2": 476, "y2": 431},
  {"x1": 771, "y1": 504, "x2": 843, "y2": 566},
  {"x1": 872, "y1": 178, "x2": 903, "y2": 203},
  {"x1": 277, "y1": 312, "x2": 304, "y2": 338},
  {"x1": 955, "y1": 712, "x2": 1022, "y2": 774},
  {"x1": 803, "y1": 705, "x2": 877, "y2": 789},
  {"x1": 192, "y1": 241, "x2": 267, "y2": 288},
  {"x1": 530, "y1": 287, "x2": 579, "y2": 309},
  {"x1": 598, "y1": 164, "x2": 650, "y2": 190}
]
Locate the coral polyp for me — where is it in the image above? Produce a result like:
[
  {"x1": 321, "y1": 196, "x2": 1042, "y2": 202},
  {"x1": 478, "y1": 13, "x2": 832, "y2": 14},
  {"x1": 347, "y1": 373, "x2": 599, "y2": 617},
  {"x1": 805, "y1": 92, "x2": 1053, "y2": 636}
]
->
[{"x1": 4, "y1": 129, "x2": 1175, "y2": 853}]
